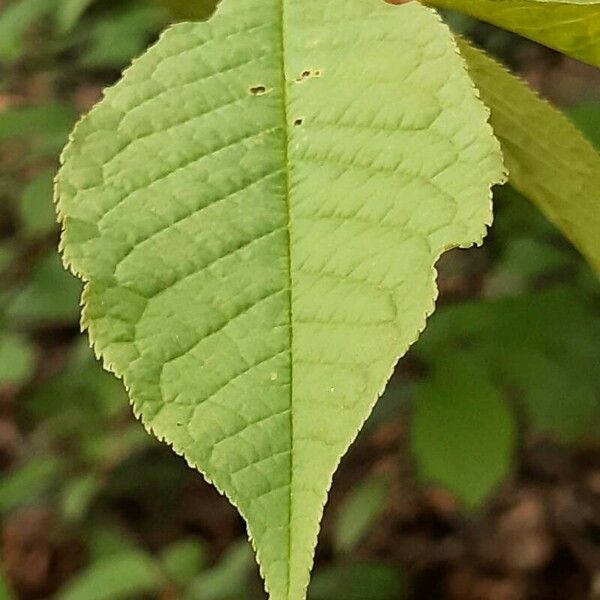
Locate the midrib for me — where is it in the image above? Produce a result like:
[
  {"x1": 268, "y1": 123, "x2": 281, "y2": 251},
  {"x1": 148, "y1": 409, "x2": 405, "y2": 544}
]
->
[{"x1": 276, "y1": 0, "x2": 296, "y2": 597}]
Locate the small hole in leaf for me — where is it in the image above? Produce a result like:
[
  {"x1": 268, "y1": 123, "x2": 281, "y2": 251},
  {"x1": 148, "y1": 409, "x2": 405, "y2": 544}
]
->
[
  {"x1": 249, "y1": 85, "x2": 267, "y2": 95},
  {"x1": 314, "y1": 69, "x2": 322, "y2": 77},
  {"x1": 293, "y1": 118, "x2": 304, "y2": 127},
  {"x1": 296, "y1": 70, "x2": 313, "y2": 82}
]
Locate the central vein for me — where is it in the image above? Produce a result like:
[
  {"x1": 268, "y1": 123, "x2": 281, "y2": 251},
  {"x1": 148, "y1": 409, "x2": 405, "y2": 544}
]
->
[{"x1": 276, "y1": 0, "x2": 295, "y2": 596}]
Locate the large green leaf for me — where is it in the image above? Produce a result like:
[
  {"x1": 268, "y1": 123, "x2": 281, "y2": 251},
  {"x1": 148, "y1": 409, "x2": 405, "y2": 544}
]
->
[
  {"x1": 459, "y1": 40, "x2": 600, "y2": 273},
  {"x1": 56, "y1": 1, "x2": 504, "y2": 598},
  {"x1": 427, "y1": 0, "x2": 600, "y2": 67}
]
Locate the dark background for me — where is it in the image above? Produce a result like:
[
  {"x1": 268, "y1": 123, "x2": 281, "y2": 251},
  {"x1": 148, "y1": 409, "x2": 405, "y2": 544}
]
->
[{"x1": 1, "y1": 1, "x2": 600, "y2": 598}]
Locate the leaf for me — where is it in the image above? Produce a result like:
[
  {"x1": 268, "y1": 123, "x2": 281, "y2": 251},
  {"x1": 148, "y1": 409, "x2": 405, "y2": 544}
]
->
[
  {"x1": 0, "y1": 457, "x2": 62, "y2": 513},
  {"x1": 20, "y1": 169, "x2": 58, "y2": 237},
  {"x1": 150, "y1": 0, "x2": 219, "y2": 20},
  {"x1": 491, "y1": 237, "x2": 570, "y2": 284},
  {"x1": 459, "y1": 40, "x2": 600, "y2": 273},
  {"x1": 7, "y1": 253, "x2": 82, "y2": 325},
  {"x1": 334, "y1": 476, "x2": 388, "y2": 554},
  {"x1": 55, "y1": 1, "x2": 504, "y2": 598},
  {"x1": 506, "y1": 348, "x2": 599, "y2": 440},
  {"x1": 56, "y1": 549, "x2": 164, "y2": 600},
  {"x1": 415, "y1": 288, "x2": 600, "y2": 442},
  {"x1": 80, "y1": 3, "x2": 167, "y2": 68},
  {"x1": 0, "y1": 0, "x2": 60, "y2": 61},
  {"x1": 185, "y1": 542, "x2": 253, "y2": 600},
  {"x1": 160, "y1": 539, "x2": 208, "y2": 587},
  {"x1": 427, "y1": 0, "x2": 600, "y2": 67},
  {"x1": 411, "y1": 357, "x2": 517, "y2": 508},
  {"x1": 309, "y1": 563, "x2": 405, "y2": 600},
  {"x1": 0, "y1": 333, "x2": 35, "y2": 387},
  {"x1": 56, "y1": 0, "x2": 98, "y2": 34},
  {"x1": 0, "y1": 103, "x2": 74, "y2": 156},
  {"x1": 569, "y1": 102, "x2": 600, "y2": 148},
  {"x1": 60, "y1": 474, "x2": 101, "y2": 523}
]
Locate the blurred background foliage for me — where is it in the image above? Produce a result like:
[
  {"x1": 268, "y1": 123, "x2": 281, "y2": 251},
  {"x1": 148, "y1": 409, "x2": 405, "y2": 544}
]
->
[{"x1": 0, "y1": 1, "x2": 599, "y2": 598}]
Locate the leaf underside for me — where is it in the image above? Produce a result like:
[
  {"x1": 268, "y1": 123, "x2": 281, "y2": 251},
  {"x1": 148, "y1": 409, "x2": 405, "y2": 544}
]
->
[
  {"x1": 56, "y1": 1, "x2": 504, "y2": 598},
  {"x1": 459, "y1": 39, "x2": 600, "y2": 274},
  {"x1": 429, "y1": 0, "x2": 600, "y2": 67}
]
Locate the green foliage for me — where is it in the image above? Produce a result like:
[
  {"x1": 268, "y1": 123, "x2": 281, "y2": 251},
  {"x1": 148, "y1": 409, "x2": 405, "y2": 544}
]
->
[
  {"x1": 160, "y1": 539, "x2": 208, "y2": 587},
  {"x1": 569, "y1": 102, "x2": 600, "y2": 147},
  {"x1": 415, "y1": 288, "x2": 600, "y2": 441},
  {"x1": 333, "y1": 476, "x2": 388, "y2": 553},
  {"x1": 0, "y1": 0, "x2": 59, "y2": 60},
  {"x1": 309, "y1": 563, "x2": 405, "y2": 600},
  {"x1": 0, "y1": 333, "x2": 35, "y2": 387},
  {"x1": 460, "y1": 39, "x2": 600, "y2": 274},
  {"x1": 151, "y1": 0, "x2": 219, "y2": 20},
  {"x1": 429, "y1": 0, "x2": 600, "y2": 67},
  {"x1": 0, "y1": 0, "x2": 169, "y2": 71},
  {"x1": 56, "y1": 0, "x2": 98, "y2": 34},
  {"x1": 0, "y1": 457, "x2": 62, "y2": 513},
  {"x1": 79, "y1": 2, "x2": 168, "y2": 68},
  {"x1": 412, "y1": 358, "x2": 517, "y2": 508},
  {"x1": 56, "y1": 2, "x2": 505, "y2": 597},
  {"x1": 19, "y1": 169, "x2": 58, "y2": 238},
  {"x1": 56, "y1": 549, "x2": 165, "y2": 600},
  {"x1": 6, "y1": 254, "x2": 82, "y2": 325},
  {"x1": 185, "y1": 542, "x2": 254, "y2": 600},
  {"x1": 0, "y1": 103, "x2": 74, "y2": 158}
]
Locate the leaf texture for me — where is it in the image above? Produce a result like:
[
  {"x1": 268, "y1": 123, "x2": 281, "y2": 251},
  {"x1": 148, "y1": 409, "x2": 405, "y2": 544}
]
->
[
  {"x1": 459, "y1": 40, "x2": 600, "y2": 273},
  {"x1": 427, "y1": 0, "x2": 600, "y2": 67},
  {"x1": 56, "y1": 1, "x2": 504, "y2": 598}
]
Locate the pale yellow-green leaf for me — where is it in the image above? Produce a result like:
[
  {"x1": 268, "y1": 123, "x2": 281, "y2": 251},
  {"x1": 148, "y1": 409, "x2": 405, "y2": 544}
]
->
[
  {"x1": 459, "y1": 39, "x2": 600, "y2": 273},
  {"x1": 428, "y1": 0, "x2": 600, "y2": 67},
  {"x1": 55, "y1": 1, "x2": 504, "y2": 598}
]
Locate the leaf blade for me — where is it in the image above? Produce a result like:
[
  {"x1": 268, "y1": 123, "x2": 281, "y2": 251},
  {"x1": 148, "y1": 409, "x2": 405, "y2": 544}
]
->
[
  {"x1": 56, "y1": 2, "x2": 504, "y2": 598},
  {"x1": 428, "y1": 0, "x2": 600, "y2": 67},
  {"x1": 459, "y1": 40, "x2": 600, "y2": 273}
]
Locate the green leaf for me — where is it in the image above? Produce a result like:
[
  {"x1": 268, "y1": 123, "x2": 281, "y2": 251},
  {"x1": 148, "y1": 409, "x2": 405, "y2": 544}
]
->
[
  {"x1": 415, "y1": 288, "x2": 600, "y2": 442},
  {"x1": 459, "y1": 40, "x2": 600, "y2": 274},
  {"x1": 19, "y1": 169, "x2": 58, "y2": 237},
  {"x1": 150, "y1": 0, "x2": 219, "y2": 20},
  {"x1": 185, "y1": 542, "x2": 253, "y2": 600},
  {"x1": 411, "y1": 357, "x2": 517, "y2": 509},
  {"x1": 56, "y1": 550, "x2": 164, "y2": 600},
  {"x1": 0, "y1": 0, "x2": 59, "y2": 61},
  {"x1": 506, "y1": 348, "x2": 599, "y2": 440},
  {"x1": 56, "y1": 0, "x2": 97, "y2": 34},
  {"x1": 569, "y1": 102, "x2": 600, "y2": 148},
  {"x1": 160, "y1": 539, "x2": 208, "y2": 587},
  {"x1": 56, "y1": 2, "x2": 504, "y2": 598},
  {"x1": 428, "y1": 0, "x2": 600, "y2": 67},
  {"x1": 0, "y1": 333, "x2": 35, "y2": 387},
  {"x1": 7, "y1": 253, "x2": 82, "y2": 325},
  {"x1": 309, "y1": 563, "x2": 405, "y2": 600},
  {"x1": 80, "y1": 3, "x2": 167, "y2": 69},
  {"x1": 334, "y1": 476, "x2": 388, "y2": 554},
  {"x1": 0, "y1": 457, "x2": 62, "y2": 513},
  {"x1": 0, "y1": 103, "x2": 74, "y2": 156},
  {"x1": 60, "y1": 474, "x2": 101, "y2": 523},
  {"x1": 491, "y1": 237, "x2": 570, "y2": 286}
]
